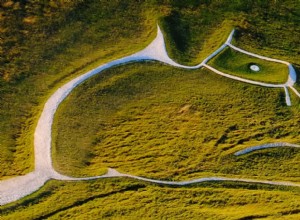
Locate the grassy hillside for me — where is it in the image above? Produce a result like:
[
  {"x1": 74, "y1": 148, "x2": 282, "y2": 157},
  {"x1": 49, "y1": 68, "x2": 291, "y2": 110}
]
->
[
  {"x1": 231, "y1": 1, "x2": 300, "y2": 65},
  {"x1": 1, "y1": 178, "x2": 300, "y2": 220},
  {"x1": 0, "y1": 0, "x2": 160, "y2": 179},
  {"x1": 1, "y1": 0, "x2": 300, "y2": 179},
  {"x1": 1, "y1": 0, "x2": 300, "y2": 218},
  {"x1": 159, "y1": 0, "x2": 300, "y2": 65}
]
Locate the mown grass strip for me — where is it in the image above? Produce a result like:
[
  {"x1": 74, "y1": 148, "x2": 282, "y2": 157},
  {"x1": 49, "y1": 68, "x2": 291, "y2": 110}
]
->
[{"x1": 209, "y1": 47, "x2": 289, "y2": 84}]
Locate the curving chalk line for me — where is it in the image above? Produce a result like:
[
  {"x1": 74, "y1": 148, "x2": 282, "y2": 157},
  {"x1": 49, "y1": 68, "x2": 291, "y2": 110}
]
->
[{"x1": 234, "y1": 142, "x2": 300, "y2": 156}]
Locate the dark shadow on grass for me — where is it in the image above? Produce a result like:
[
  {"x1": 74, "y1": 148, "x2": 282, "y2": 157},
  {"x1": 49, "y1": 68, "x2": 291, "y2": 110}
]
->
[
  {"x1": 294, "y1": 65, "x2": 300, "y2": 85},
  {"x1": 35, "y1": 183, "x2": 146, "y2": 219},
  {"x1": 161, "y1": 10, "x2": 190, "y2": 53},
  {"x1": 0, "y1": 190, "x2": 53, "y2": 216},
  {"x1": 238, "y1": 208, "x2": 300, "y2": 220}
]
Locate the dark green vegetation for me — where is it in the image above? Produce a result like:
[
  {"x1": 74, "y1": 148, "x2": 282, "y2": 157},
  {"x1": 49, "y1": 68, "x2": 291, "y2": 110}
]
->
[
  {"x1": 1, "y1": 178, "x2": 300, "y2": 219},
  {"x1": 231, "y1": 2, "x2": 300, "y2": 66},
  {"x1": 1, "y1": 0, "x2": 300, "y2": 218},
  {"x1": 209, "y1": 47, "x2": 289, "y2": 83},
  {"x1": 53, "y1": 62, "x2": 300, "y2": 181}
]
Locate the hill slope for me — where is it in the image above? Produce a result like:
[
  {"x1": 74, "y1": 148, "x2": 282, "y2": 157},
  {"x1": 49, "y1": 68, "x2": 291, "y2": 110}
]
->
[{"x1": 1, "y1": 0, "x2": 300, "y2": 218}]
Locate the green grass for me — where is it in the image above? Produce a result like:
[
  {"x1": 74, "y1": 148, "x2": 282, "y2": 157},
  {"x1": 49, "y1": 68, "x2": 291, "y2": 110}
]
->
[
  {"x1": 158, "y1": 1, "x2": 300, "y2": 66},
  {"x1": 1, "y1": 0, "x2": 300, "y2": 180},
  {"x1": 209, "y1": 47, "x2": 289, "y2": 84},
  {"x1": 1, "y1": 0, "x2": 300, "y2": 218},
  {"x1": 1, "y1": 178, "x2": 300, "y2": 220},
  {"x1": 232, "y1": 2, "x2": 300, "y2": 65},
  {"x1": 159, "y1": 6, "x2": 239, "y2": 65},
  {"x1": 52, "y1": 62, "x2": 300, "y2": 181},
  {"x1": 0, "y1": 0, "x2": 161, "y2": 179}
]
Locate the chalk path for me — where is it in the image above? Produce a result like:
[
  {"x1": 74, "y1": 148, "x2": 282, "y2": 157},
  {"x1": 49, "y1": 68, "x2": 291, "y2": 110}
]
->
[
  {"x1": 1, "y1": 25, "x2": 300, "y2": 206},
  {"x1": 234, "y1": 142, "x2": 300, "y2": 156}
]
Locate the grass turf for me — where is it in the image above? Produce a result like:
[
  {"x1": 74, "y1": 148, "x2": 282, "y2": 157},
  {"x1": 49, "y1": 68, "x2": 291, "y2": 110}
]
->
[
  {"x1": 0, "y1": 0, "x2": 160, "y2": 179},
  {"x1": 52, "y1": 62, "x2": 300, "y2": 181},
  {"x1": 1, "y1": 0, "x2": 300, "y2": 218},
  {"x1": 1, "y1": 178, "x2": 300, "y2": 220},
  {"x1": 1, "y1": 0, "x2": 300, "y2": 180},
  {"x1": 208, "y1": 47, "x2": 289, "y2": 84}
]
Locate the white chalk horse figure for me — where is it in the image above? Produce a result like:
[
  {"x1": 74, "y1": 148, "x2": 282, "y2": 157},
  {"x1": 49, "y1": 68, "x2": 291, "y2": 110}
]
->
[{"x1": 1, "y1": 25, "x2": 299, "y2": 206}]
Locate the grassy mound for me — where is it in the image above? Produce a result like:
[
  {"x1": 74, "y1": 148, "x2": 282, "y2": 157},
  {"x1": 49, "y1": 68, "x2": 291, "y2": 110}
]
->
[
  {"x1": 208, "y1": 47, "x2": 289, "y2": 84},
  {"x1": 52, "y1": 63, "x2": 300, "y2": 181}
]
